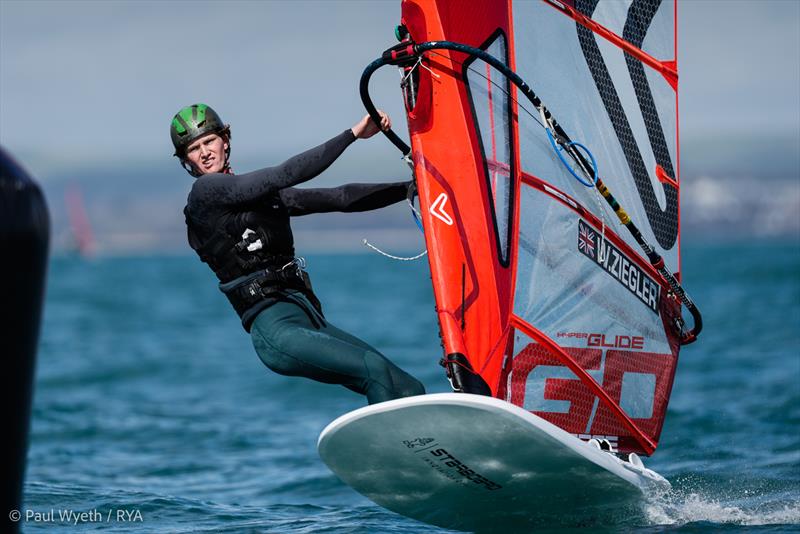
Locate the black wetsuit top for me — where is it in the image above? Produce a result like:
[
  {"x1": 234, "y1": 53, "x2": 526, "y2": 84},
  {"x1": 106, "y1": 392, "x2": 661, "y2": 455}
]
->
[{"x1": 184, "y1": 129, "x2": 409, "y2": 330}]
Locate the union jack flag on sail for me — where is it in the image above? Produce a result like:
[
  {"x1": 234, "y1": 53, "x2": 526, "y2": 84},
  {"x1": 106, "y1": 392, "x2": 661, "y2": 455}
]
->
[{"x1": 578, "y1": 223, "x2": 596, "y2": 259}]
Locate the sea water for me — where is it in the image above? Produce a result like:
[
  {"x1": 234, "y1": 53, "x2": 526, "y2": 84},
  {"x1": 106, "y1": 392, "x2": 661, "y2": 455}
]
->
[{"x1": 21, "y1": 240, "x2": 800, "y2": 532}]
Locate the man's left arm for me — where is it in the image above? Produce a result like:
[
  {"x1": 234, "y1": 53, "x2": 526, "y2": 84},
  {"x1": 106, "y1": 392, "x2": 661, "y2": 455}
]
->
[{"x1": 279, "y1": 181, "x2": 411, "y2": 216}]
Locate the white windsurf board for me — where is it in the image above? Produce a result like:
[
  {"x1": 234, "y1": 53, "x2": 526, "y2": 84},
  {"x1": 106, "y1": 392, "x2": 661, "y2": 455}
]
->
[{"x1": 318, "y1": 393, "x2": 668, "y2": 531}]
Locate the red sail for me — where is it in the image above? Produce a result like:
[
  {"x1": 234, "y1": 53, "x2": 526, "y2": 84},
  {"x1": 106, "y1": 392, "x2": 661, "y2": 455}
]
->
[{"x1": 401, "y1": 0, "x2": 683, "y2": 455}]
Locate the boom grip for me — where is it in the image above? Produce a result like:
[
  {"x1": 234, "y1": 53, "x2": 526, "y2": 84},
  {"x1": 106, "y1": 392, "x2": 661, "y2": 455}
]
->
[{"x1": 359, "y1": 56, "x2": 411, "y2": 156}]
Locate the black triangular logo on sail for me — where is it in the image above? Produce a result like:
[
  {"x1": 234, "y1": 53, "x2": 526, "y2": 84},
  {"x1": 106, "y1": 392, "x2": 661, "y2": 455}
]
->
[{"x1": 574, "y1": 0, "x2": 678, "y2": 250}]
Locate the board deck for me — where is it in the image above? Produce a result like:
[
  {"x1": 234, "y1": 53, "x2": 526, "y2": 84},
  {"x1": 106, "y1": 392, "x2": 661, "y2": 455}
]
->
[{"x1": 318, "y1": 393, "x2": 668, "y2": 531}]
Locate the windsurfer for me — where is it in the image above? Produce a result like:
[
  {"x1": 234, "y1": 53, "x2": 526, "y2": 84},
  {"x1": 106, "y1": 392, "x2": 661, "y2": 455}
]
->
[{"x1": 171, "y1": 103, "x2": 425, "y2": 404}]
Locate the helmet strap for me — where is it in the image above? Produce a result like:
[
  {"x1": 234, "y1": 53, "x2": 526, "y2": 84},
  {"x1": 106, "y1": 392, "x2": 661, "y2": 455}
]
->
[
  {"x1": 180, "y1": 158, "x2": 202, "y2": 178},
  {"x1": 221, "y1": 130, "x2": 232, "y2": 174}
]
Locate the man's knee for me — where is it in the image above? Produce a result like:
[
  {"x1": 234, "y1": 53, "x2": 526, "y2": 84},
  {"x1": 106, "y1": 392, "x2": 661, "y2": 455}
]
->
[
  {"x1": 252, "y1": 330, "x2": 296, "y2": 376},
  {"x1": 362, "y1": 351, "x2": 394, "y2": 386}
]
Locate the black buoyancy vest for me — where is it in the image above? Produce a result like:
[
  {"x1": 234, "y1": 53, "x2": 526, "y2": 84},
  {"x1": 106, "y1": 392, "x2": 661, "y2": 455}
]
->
[
  {"x1": 185, "y1": 194, "x2": 324, "y2": 331},
  {"x1": 185, "y1": 194, "x2": 294, "y2": 283}
]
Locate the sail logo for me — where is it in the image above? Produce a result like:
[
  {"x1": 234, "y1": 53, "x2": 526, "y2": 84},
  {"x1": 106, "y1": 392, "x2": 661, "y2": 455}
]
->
[
  {"x1": 577, "y1": 221, "x2": 660, "y2": 314},
  {"x1": 578, "y1": 224, "x2": 596, "y2": 258},
  {"x1": 557, "y1": 331, "x2": 646, "y2": 350},
  {"x1": 430, "y1": 193, "x2": 454, "y2": 225},
  {"x1": 576, "y1": 3, "x2": 678, "y2": 250}
]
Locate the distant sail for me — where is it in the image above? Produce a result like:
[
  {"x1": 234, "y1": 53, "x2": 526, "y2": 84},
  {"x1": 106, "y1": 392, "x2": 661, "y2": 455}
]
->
[
  {"x1": 65, "y1": 182, "x2": 95, "y2": 257},
  {"x1": 398, "y1": 0, "x2": 685, "y2": 455}
]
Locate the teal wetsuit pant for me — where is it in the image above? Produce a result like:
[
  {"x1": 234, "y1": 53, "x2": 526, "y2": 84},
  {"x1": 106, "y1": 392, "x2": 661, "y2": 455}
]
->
[{"x1": 250, "y1": 291, "x2": 425, "y2": 404}]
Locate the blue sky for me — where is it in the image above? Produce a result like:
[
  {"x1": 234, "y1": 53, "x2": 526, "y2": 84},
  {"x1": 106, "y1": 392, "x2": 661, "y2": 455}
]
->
[{"x1": 1, "y1": 0, "x2": 798, "y2": 178}]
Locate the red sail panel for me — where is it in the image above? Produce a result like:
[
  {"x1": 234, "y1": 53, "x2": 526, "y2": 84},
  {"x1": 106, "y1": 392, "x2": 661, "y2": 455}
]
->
[{"x1": 402, "y1": 0, "x2": 518, "y2": 393}]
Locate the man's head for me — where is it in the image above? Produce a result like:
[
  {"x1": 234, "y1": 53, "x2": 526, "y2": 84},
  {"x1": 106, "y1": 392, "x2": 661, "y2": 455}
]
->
[{"x1": 170, "y1": 103, "x2": 231, "y2": 176}]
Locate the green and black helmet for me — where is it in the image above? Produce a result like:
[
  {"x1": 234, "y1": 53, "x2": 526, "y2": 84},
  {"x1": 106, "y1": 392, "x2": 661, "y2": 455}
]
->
[{"x1": 170, "y1": 103, "x2": 231, "y2": 175}]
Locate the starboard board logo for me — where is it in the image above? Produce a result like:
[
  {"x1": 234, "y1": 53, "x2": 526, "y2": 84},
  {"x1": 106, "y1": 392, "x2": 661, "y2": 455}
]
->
[
  {"x1": 425, "y1": 448, "x2": 502, "y2": 491},
  {"x1": 577, "y1": 220, "x2": 660, "y2": 314}
]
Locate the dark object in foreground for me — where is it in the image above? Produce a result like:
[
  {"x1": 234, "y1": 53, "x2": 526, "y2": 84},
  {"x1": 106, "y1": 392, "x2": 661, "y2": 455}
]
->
[{"x1": 0, "y1": 147, "x2": 49, "y2": 533}]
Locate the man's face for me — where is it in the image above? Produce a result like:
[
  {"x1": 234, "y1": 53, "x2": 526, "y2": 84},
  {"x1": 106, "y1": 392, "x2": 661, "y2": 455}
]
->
[{"x1": 185, "y1": 133, "x2": 228, "y2": 175}]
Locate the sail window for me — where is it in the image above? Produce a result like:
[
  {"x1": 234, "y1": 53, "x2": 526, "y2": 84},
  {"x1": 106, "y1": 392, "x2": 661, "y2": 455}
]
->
[{"x1": 464, "y1": 31, "x2": 514, "y2": 267}]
